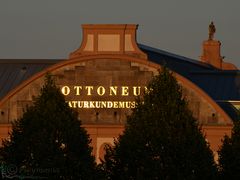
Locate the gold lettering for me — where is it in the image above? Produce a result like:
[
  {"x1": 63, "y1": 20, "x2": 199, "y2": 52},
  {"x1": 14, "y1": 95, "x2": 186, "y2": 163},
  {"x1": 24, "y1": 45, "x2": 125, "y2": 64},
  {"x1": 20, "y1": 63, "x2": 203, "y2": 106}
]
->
[
  {"x1": 72, "y1": 101, "x2": 77, "y2": 108},
  {"x1": 97, "y1": 86, "x2": 105, "y2": 96},
  {"x1": 119, "y1": 102, "x2": 125, "y2": 108},
  {"x1": 61, "y1": 86, "x2": 70, "y2": 96},
  {"x1": 126, "y1": 102, "x2": 131, "y2": 108},
  {"x1": 85, "y1": 86, "x2": 94, "y2": 95},
  {"x1": 101, "y1": 101, "x2": 107, "y2": 108},
  {"x1": 74, "y1": 86, "x2": 83, "y2": 95},
  {"x1": 67, "y1": 101, "x2": 137, "y2": 109},
  {"x1": 95, "y1": 101, "x2": 100, "y2": 108},
  {"x1": 77, "y1": 101, "x2": 83, "y2": 108},
  {"x1": 110, "y1": 86, "x2": 117, "y2": 96},
  {"x1": 144, "y1": 86, "x2": 149, "y2": 94},
  {"x1": 113, "y1": 101, "x2": 118, "y2": 108},
  {"x1": 68, "y1": 101, "x2": 72, "y2": 107},
  {"x1": 62, "y1": 85, "x2": 146, "y2": 97},
  {"x1": 84, "y1": 101, "x2": 89, "y2": 108},
  {"x1": 89, "y1": 101, "x2": 95, "y2": 108},
  {"x1": 107, "y1": 101, "x2": 113, "y2": 108},
  {"x1": 121, "y1": 86, "x2": 129, "y2": 96},
  {"x1": 131, "y1": 102, "x2": 136, "y2": 108},
  {"x1": 63, "y1": 85, "x2": 146, "y2": 109},
  {"x1": 133, "y1": 86, "x2": 141, "y2": 96}
]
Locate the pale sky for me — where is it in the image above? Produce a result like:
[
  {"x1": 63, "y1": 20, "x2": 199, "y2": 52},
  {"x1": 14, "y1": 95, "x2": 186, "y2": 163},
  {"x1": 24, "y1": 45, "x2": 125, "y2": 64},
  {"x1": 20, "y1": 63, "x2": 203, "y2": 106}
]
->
[{"x1": 0, "y1": 0, "x2": 239, "y2": 67}]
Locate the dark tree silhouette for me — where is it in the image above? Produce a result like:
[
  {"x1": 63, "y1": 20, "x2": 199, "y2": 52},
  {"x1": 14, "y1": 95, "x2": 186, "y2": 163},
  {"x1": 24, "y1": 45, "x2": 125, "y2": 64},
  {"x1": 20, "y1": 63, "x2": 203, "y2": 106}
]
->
[
  {"x1": 102, "y1": 67, "x2": 217, "y2": 179},
  {"x1": 0, "y1": 75, "x2": 97, "y2": 179},
  {"x1": 218, "y1": 113, "x2": 240, "y2": 180}
]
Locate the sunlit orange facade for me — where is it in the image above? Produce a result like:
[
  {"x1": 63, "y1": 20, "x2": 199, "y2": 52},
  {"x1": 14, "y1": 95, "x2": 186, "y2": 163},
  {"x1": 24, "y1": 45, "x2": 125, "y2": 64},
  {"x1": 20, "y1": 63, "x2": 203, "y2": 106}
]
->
[{"x1": 0, "y1": 24, "x2": 238, "y2": 162}]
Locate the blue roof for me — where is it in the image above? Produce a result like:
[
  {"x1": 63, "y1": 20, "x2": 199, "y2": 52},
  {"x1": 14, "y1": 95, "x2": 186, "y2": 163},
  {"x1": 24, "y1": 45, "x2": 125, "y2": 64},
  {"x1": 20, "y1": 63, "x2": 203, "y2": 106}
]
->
[
  {"x1": 139, "y1": 44, "x2": 240, "y2": 121},
  {"x1": 139, "y1": 44, "x2": 240, "y2": 101},
  {"x1": 0, "y1": 60, "x2": 62, "y2": 100},
  {"x1": 217, "y1": 102, "x2": 238, "y2": 121}
]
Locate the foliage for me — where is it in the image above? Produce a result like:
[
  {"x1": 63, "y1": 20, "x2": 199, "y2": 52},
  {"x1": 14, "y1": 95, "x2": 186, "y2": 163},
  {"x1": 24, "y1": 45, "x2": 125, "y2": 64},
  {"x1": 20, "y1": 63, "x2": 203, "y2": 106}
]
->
[
  {"x1": 102, "y1": 67, "x2": 217, "y2": 179},
  {"x1": 218, "y1": 112, "x2": 240, "y2": 180},
  {"x1": 0, "y1": 74, "x2": 97, "y2": 179}
]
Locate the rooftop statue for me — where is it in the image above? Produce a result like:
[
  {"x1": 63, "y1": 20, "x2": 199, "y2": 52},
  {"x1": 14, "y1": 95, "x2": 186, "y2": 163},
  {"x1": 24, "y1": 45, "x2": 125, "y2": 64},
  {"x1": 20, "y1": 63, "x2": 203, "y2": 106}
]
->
[{"x1": 208, "y1": 21, "x2": 216, "y2": 40}]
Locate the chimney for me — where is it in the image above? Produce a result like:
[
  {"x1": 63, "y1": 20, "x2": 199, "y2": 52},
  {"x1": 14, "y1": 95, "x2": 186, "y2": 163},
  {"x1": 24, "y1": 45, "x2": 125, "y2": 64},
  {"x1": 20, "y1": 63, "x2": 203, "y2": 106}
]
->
[
  {"x1": 201, "y1": 40, "x2": 222, "y2": 68},
  {"x1": 200, "y1": 22, "x2": 237, "y2": 70},
  {"x1": 70, "y1": 24, "x2": 147, "y2": 60}
]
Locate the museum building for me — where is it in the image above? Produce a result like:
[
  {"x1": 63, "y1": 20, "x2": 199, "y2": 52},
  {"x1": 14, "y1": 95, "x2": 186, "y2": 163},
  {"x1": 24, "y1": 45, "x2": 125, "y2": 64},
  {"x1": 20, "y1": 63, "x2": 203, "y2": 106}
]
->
[{"x1": 0, "y1": 24, "x2": 239, "y2": 162}]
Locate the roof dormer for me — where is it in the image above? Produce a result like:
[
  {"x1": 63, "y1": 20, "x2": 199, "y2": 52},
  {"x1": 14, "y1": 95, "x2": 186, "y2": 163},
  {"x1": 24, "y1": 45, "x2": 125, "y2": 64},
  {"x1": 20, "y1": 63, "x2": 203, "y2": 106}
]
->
[{"x1": 70, "y1": 24, "x2": 147, "y2": 60}]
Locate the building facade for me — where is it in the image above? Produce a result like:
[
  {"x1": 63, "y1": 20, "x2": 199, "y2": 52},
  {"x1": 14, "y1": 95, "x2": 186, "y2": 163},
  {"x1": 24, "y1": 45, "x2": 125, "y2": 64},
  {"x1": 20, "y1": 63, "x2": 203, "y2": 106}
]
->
[{"x1": 0, "y1": 24, "x2": 239, "y2": 162}]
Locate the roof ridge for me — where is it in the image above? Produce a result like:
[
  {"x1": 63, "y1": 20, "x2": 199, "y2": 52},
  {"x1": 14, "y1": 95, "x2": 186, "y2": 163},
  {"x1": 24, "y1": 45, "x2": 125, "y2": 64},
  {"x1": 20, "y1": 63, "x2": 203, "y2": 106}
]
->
[{"x1": 138, "y1": 43, "x2": 214, "y2": 69}]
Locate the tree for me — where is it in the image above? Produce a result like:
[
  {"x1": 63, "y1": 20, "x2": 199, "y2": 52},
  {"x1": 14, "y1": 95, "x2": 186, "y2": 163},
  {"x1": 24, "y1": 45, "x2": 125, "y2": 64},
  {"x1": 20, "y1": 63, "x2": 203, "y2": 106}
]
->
[
  {"x1": 218, "y1": 113, "x2": 240, "y2": 180},
  {"x1": 0, "y1": 75, "x2": 97, "y2": 179},
  {"x1": 102, "y1": 67, "x2": 217, "y2": 179}
]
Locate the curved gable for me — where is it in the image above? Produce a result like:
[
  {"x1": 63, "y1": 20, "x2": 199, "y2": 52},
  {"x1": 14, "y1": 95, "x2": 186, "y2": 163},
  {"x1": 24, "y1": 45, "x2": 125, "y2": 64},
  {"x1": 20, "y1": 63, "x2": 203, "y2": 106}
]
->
[{"x1": 0, "y1": 55, "x2": 232, "y2": 125}]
